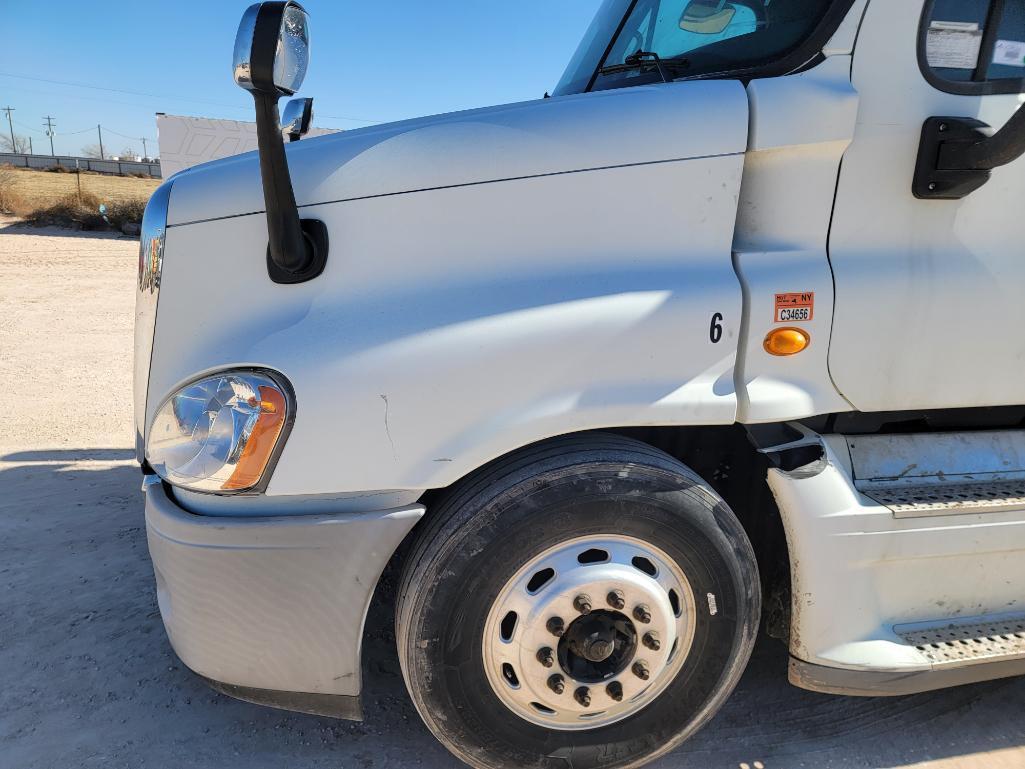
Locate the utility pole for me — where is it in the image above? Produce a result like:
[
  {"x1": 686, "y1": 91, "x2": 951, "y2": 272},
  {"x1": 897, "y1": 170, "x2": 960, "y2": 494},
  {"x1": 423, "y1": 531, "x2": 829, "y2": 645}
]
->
[
  {"x1": 43, "y1": 115, "x2": 56, "y2": 156},
  {"x1": 141, "y1": 137, "x2": 148, "y2": 159},
  {"x1": 97, "y1": 124, "x2": 105, "y2": 160},
  {"x1": 2, "y1": 106, "x2": 15, "y2": 153},
  {"x1": 28, "y1": 137, "x2": 33, "y2": 155}
]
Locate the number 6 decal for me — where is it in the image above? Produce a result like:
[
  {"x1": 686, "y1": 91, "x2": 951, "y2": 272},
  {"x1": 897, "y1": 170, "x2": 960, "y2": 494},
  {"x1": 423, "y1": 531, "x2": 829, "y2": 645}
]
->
[{"x1": 709, "y1": 312, "x2": 723, "y2": 344}]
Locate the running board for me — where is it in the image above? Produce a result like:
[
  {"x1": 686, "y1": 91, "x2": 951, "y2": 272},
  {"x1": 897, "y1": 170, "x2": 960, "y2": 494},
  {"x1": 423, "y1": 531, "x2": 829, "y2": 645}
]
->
[
  {"x1": 848, "y1": 430, "x2": 1025, "y2": 519},
  {"x1": 789, "y1": 613, "x2": 1025, "y2": 696},
  {"x1": 897, "y1": 617, "x2": 1025, "y2": 667},
  {"x1": 860, "y1": 479, "x2": 1025, "y2": 519},
  {"x1": 790, "y1": 652, "x2": 1025, "y2": 697},
  {"x1": 764, "y1": 428, "x2": 1025, "y2": 696}
]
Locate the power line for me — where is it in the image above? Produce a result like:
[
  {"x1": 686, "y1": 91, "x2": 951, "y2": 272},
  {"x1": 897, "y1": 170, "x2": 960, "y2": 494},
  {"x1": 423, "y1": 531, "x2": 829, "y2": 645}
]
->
[
  {"x1": 14, "y1": 119, "x2": 45, "y2": 134},
  {"x1": 0, "y1": 71, "x2": 385, "y2": 123},
  {"x1": 101, "y1": 126, "x2": 153, "y2": 141},
  {"x1": 0, "y1": 71, "x2": 250, "y2": 110}
]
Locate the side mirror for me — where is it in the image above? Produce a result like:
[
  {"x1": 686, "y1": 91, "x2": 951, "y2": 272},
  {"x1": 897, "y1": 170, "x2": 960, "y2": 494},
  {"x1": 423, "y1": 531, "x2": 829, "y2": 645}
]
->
[
  {"x1": 233, "y1": 1, "x2": 310, "y2": 96},
  {"x1": 233, "y1": 1, "x2": 327, "y2": 284},
  {"x1": 680, "y1": 1, "x2": 736, "y2": 35},
  {"x1": 281, "y1": 97, "x2": 314, "y2": 142}
]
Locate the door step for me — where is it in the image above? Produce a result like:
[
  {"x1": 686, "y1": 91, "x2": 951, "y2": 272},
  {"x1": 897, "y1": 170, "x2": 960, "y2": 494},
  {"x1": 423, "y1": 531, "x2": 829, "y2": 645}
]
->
[
  {"x1": 860, "y1": 478, "x2": 1025, "y2": 519},
  {"x1": 896, "y1": 617, "x2": 1025, "y2": 668},
  {"x1": 843, "y1": 430, "x2": 1025, "y2": 519}
]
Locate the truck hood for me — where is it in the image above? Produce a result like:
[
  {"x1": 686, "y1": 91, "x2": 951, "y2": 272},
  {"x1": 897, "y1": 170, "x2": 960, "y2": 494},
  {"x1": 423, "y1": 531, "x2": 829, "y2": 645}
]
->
[{"x1": 166, "y1": 82, "x2": 747, "y2": 227}]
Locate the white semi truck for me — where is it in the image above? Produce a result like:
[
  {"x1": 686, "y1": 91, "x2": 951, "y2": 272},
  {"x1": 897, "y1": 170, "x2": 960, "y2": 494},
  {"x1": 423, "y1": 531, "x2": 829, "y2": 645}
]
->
[{"x1": 135, "y1": 1, "x2": 1025, "y2": 767}]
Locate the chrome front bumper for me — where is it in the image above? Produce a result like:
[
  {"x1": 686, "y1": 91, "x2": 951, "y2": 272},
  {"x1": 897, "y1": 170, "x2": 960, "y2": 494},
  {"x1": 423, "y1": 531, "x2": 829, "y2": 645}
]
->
[{"x1": 144, "y1": 478, "x2": 423, "y2": 718}]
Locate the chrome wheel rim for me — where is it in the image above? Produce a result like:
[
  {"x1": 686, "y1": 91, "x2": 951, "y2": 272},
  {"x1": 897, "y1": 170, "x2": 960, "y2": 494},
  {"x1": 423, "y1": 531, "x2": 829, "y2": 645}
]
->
[{"x1": 482, "y1": 534, "x2": 696, "y2": 730}]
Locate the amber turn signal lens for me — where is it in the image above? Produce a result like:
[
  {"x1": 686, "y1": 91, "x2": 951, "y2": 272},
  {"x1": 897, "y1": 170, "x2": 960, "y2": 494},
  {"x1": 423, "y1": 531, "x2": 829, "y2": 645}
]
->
[
  {"x1": 764, "y1": 327, "x2": 810, "y2": 356},
  {"x1": 223, "y1": 386, "x2": 288, "y2": 491}
]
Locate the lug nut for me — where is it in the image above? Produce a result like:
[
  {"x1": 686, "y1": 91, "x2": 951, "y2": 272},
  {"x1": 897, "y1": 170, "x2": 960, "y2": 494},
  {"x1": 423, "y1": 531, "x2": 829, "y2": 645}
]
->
[
  {"x1": 632, "y1": 661, "x2": 650, "y2": 681},
  {"x1": 573, "y1": 594, "x2": 592, "y2": 615},
  {"x1": 633, "y1": 604, "x2": 652, "y2": 624},
  {"x1": 606, "y1": 590, "x2": 625, "y2": 610},
  {"x1": 606, "y1": 681, "x2": 623, "y2": 702},
  {"x1": 536, "y1": 647, "x2": 555, "y2": 668},
  {"x1": 574, "y1": 686, "x2": 591, "y2": 707},
  {"x1": 547, "y1": 674, "x2": 565, "y2": 694},
  {"x1": 546, "y1": 616, "x2": 565, "y2": 637},
  {"x1": 642, "y1": 631, "x2": 661, "y2": 651}
]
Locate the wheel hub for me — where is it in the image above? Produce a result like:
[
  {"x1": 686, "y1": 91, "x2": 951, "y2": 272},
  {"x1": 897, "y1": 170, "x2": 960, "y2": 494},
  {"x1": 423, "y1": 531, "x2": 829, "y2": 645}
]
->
[
  {"x1": 482, "y1": 535, "x2": 696, "y2": 731},
  {"x1": 560, "y1": 609, "x2": 635, "y2": 681},
  {"x1": 565, "y1": 612, "x2": 619, "y2": 662}
]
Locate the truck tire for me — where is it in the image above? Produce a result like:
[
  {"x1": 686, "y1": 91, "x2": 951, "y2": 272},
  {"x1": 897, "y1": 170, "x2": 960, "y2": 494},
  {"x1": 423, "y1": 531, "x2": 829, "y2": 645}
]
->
[{"x1": 395, "y1": 433, "x2": 759, "y2": 769}]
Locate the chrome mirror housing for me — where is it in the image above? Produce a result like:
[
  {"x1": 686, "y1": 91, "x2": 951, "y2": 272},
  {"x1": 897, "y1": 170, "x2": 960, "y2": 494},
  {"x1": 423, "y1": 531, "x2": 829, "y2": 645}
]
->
[
  {"x1": 233, "y1": 1, "x2": 310, "y2": 96},
  {"x1": 281, "y1": 97, "x2": 314, "y2": 142}
]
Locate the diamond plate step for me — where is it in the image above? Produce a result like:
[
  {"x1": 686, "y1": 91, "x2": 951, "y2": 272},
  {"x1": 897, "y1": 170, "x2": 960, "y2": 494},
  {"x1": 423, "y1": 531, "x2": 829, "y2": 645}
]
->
[
  {"x1": 898, "y1": 619, "x2": 1025, "y2": 668},
  {"x1": 860, "y1": 479, "x2": 1025, "y2": 519}
]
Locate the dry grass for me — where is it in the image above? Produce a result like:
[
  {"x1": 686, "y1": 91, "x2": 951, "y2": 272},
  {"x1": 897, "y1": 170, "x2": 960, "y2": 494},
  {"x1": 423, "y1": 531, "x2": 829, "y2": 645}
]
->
[
  {"x1": 0, "y1": 166, "x2": 20, "y2": 214},
  {"x1": 1, "y1": 165, "x2": 159, "y2": 210},
  {"x1": 0, "y1": 166, "x2": 157, "y2": 230},
  {"x1": 25, "y1": 192, "x2": 108, "y2": 230}
]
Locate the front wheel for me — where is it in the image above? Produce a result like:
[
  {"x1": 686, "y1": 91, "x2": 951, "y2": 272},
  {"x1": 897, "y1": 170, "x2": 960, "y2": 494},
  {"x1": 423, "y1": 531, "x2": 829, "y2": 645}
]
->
[{"x1": 396, "y1": 434, "x2": 759, "y2": 769}]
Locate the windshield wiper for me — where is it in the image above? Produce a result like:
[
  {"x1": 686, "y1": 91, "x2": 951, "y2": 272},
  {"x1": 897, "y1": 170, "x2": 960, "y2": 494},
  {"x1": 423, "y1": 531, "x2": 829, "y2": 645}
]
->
[{"x1": 598, "y1": 51, "x2": 690, "y2": 83}]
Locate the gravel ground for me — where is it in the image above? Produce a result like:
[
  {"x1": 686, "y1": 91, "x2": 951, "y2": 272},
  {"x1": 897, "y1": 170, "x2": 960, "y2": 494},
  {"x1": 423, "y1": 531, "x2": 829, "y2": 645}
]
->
[{"x1": 2, "y1": 217, "x2": 1025, "y2": 769}]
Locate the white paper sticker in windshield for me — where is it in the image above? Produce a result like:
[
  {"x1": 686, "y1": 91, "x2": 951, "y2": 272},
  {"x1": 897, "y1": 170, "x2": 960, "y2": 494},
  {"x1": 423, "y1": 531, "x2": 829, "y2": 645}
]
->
[
  {"x1": 927, "y1": 21, "x2": 983, "y2": 70},
  {"x1": 994, "y1": 40, "x2": 1025, "y2": 68}
]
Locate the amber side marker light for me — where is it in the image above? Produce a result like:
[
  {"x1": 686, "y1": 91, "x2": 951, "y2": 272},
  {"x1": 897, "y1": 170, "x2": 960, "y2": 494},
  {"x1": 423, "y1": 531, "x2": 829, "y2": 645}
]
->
[
  {"x1": 764, "y1": 327, "x2": 810, "y2": 356},
  {"x1": 223, "y1": 386, "x2": 288, "y2": 491}
]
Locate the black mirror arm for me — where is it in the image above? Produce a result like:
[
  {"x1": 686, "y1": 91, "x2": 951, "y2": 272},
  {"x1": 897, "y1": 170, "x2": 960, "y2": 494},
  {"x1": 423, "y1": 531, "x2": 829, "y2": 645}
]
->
[
  {"x1": 252, "y1": 91, "x2": 328, "y2": 283},
  {"x1": 254, "y1": 92, "x2": 306, "y2": 272},
  {"x1": 939, "y1": 105, "x2": 1025, "y2": 171}
]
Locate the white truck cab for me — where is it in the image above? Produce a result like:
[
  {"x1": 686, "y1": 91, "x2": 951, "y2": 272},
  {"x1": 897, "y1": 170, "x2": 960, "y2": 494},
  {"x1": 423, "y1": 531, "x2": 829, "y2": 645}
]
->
[{"x1": 136, "y1": 2, "x2": 1025, "y2": 767}]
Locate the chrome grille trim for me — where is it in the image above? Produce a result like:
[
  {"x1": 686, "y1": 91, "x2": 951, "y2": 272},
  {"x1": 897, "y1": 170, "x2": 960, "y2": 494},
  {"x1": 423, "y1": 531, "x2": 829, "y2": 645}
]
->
[{"x1": 133, "y1": 179, "x2": 174, "y2": 462}]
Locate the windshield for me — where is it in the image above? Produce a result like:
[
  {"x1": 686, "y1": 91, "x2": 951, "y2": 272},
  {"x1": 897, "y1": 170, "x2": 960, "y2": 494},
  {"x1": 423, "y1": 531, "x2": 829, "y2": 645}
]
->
[
  {"x1": 553, "y1": 0, "x2": 838, "y2": 95},
  {"x1": 553, "y1": 0, "x2": 634, "y2": 96}
]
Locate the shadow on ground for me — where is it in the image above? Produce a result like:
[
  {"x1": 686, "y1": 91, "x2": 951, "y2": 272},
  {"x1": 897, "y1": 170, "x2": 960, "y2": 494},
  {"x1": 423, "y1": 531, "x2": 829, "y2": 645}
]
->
[
  {"x1": 0, "y1": 219, "x2": 134, "y2": 241},
  {"x1": 2, "y1": 450, "x2": 1023, "y2": 768}
]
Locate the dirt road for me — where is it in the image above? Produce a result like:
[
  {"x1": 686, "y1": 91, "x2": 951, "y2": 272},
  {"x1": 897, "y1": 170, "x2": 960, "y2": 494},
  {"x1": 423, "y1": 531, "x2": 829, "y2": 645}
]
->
[{"x1": 2, "y1": 219, "x2": 1024, "y2": 769}]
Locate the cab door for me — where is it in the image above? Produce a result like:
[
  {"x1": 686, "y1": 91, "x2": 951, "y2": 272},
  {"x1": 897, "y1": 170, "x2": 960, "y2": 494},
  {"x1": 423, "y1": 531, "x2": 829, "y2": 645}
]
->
[{"x1": 828, "y1": 0, "x2": 1025, "y2": 411}]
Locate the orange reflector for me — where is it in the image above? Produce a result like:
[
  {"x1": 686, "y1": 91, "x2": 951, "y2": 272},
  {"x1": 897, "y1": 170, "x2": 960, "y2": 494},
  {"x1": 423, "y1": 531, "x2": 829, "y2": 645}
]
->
[
  {"x1": 222, "y1": 386, "x2": 287, "y2": 491},
  {"x1": 764, "y1": 327, "x2": 810, "y2": 356}
]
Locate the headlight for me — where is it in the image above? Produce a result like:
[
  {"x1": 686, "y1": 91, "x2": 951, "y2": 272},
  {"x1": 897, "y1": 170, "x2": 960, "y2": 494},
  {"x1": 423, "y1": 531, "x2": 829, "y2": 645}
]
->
[{"x1": 146, "y1": 370, "x2": 292, "y2": 493}]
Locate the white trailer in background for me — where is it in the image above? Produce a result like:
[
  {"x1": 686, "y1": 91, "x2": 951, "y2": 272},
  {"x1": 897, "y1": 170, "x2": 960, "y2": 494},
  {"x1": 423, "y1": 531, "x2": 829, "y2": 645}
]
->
[{"x1": 155, "y1": 113, "x2": 337, "y2": 177}]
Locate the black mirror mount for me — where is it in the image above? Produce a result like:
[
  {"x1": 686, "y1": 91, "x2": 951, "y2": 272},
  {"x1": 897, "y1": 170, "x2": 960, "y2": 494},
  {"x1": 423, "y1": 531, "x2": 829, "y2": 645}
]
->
[
  {"x1": 234, "y1": 1, "x2": 327, "y2": 284},
  {"x1": 913, "y1": 107, "x2": 1025, "y2": 200}
]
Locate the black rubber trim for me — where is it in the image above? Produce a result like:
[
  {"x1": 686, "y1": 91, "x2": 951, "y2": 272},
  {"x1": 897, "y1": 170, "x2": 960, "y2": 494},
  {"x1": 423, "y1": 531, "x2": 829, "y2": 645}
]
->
[
  {"x1": 266, "y1": 218, "x2": 328, "y2": 284},
  {"x1": 201, "y1": 676, "x2": 364, "y2": 720},
  {"x1": 917, "y1": 0, "x2": 1025, "y2": 96},
  {"x1": 789, "y1": 655, "x2": 1025, "y2": 697}
]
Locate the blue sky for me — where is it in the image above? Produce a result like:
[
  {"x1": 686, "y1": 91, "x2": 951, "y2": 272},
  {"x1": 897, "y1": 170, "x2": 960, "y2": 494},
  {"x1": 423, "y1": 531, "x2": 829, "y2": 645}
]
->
[{"x1": 1, "y1": 0, "x2": 602, "y2": 157}]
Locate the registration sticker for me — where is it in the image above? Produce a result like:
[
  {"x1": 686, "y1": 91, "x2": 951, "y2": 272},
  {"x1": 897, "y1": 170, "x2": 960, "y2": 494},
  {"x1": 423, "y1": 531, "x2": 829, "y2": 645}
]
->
[
  {"x1": 926, "y1": 21, "x2": 983, "y2": 70},
  {"x1": 994, "y1": 40, "x2": 1025, "y2": 68},
  {"x1": 775, "y1": 292, "x2": 814, "y2": 323}
]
